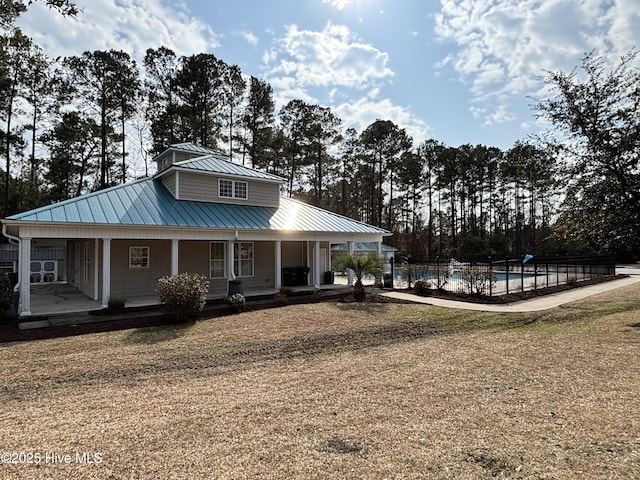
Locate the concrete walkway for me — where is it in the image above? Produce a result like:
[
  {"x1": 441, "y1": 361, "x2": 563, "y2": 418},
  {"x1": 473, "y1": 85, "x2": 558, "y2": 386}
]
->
[{"x1": 380, "y1": 264, "x2": 640, "y2": 312}]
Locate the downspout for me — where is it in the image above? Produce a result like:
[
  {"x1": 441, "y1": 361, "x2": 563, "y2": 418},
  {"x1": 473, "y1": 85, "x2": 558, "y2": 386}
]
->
[{"x1": 2, "y1": 223, "x2": 21, "y2": 292}]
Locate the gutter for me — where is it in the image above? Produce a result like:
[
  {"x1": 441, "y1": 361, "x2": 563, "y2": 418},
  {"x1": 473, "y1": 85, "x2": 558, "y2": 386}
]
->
[{"x1": 2, "y1": 223, "x2": 21, "y2": 293}]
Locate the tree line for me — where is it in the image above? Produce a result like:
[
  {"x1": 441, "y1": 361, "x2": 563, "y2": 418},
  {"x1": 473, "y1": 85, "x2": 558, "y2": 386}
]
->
[{"x1": 2, "y1": 1, "x2": 639, "y2": 260}]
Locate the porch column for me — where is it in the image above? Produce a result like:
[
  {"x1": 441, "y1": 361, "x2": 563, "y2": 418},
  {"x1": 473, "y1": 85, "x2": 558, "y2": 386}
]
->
[
  {"x1": 347, "y1": 240, "x2": 354, "y2": 286},
  {"x1": 227, "y1": 240, "x2": 236, "y2": 280},
  {"x1": 19, "y1": 237, "x2": 31, "y2": 317},
  {"x1": 376, "y1": 241, "x2": 382, "y2": 256},
  {"x1": 101, "y1": 238, "x2": 111, "y2": 309},
  {"x1": 93, "y1": 239, "x2": 100, "y2": 300},
  {"x1": 171, "y1": 239, "x2": 179, "y2": 276},
  {"x1": 313, "y1": 240, "x2": 321, "y2": 288},
  {"x1": 274, "y1": 240, "x2": 282, "y2": 290}
]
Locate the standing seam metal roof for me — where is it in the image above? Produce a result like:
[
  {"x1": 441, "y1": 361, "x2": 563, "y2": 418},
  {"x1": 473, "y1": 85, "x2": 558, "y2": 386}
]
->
[
  {"x1": 6, "y1": 177, "x2": 389, "y2": 235},
  {"x1": 172, "y1": 155, "x2": 285, "y2": 182}
]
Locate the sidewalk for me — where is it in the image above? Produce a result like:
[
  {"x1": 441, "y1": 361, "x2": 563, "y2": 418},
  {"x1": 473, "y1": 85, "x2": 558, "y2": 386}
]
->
[{"x1": 380, "y1": 267, "x2": 640, "y2": 312}]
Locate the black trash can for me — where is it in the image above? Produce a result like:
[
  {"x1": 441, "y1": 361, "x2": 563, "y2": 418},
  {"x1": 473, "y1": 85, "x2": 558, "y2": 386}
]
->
[
  {"x1": 323, "y1": 271, "x2": 334, "y2": 285},
  {"x1": 297, "y1": 267, "x2": 310, "y2": 286},
  {"x1": 383, "y1": 273, "x2": 393, "y2": 288},
  {"x1": 228, "y1": 279, "x2": 243, "y2": 295},
  {"x1": 282, "y1": 267, "x2": 299, "y2": 287}
]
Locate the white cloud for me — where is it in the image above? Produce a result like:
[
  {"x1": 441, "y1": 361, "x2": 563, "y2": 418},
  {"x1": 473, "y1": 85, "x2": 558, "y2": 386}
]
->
[
  {"x1": 265, "y1": 22, "x2": 394, "y2": 92},
  {"x1": 16, "y1": 0, "x2": 219, "y2": 61},
  {"x1": 240, "y1": 30, "x2": 259, "y2": 46},
  {"x1": 322, "y1": 0, "x2": 351, "y2": 10},
  {"x1": 334, "y1": 97, "x2": 431, "y2": 144},
  {"x1": 434, "y1": 0, "x2": 640, "y2": 123}
]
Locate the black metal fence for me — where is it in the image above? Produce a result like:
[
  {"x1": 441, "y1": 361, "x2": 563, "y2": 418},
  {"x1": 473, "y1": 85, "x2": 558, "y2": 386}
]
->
[{"x1": 392, "y1": 255, "x2": 617, "y2": 296}]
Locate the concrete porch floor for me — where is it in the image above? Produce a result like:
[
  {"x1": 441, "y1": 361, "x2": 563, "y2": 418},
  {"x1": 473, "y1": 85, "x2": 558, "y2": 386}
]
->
[{"x1": 24, "y1": 276, "x2": 357, "y2": 321}]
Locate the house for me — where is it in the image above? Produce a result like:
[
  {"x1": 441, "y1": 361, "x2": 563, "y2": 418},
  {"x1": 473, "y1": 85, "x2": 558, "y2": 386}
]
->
[{"x1": 1, "y1": 143, "x2": 390, "y2": 317}]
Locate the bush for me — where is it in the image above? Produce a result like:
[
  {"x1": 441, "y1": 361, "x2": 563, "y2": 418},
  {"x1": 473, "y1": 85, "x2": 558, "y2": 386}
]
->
[
  {"x1": 275, "y1": 288, "x2": 292, "y2": 305},
  {"x1": 413, "y1": 279, "x2": 432, "y2": 296},
  {"x1": 156, "y1": 273, "x2": 209, "y2": 323},
  {"x1": 225, "y1": 293, "x2": 246, "y2": 313},
  {"x1": 106, "y1": 297, "x2": 126, "y2": 314},
  {"x1": 459, "y1": 266, "x2": 496, "y2": 295},
  {"x1": 0, "y1": 271, "x2": 13, "y2": 317}
]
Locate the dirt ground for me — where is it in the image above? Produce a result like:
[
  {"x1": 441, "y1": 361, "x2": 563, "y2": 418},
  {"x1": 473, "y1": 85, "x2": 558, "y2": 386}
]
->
[{"x1": 1, "y1": 283, "x2": 639, "y2": 479}]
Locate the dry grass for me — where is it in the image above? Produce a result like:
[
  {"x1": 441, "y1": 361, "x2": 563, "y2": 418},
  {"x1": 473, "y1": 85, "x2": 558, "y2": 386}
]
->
[{"x1": 1, "y1": 284, "x2": 639, "y2": 479}]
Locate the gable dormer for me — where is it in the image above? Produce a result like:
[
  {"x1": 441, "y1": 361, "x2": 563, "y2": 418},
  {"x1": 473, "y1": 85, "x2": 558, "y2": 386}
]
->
[
  {"x1": 153, "y1": 143, "x2": 222, "y2": 172},
  {"x1": 153, "y1": 143, "x2": 285, "y2": 208}
]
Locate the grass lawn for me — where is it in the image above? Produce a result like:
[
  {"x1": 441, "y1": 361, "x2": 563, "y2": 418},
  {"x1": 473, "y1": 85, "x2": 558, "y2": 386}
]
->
[{"x1": 1, "y1": 284, "x2": 639, "y2": 479}]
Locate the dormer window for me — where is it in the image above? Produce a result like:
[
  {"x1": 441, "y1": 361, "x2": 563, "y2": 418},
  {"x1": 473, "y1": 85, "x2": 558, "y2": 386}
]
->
[{"x1": 219, "y1": 179, "x2": 248, "y2": 200}]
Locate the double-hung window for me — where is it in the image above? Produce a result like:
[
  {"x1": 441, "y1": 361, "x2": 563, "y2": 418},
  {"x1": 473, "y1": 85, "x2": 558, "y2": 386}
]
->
[
  {"x1": 129, "y1": 246, "x2": 149, "y2": 269},
  {"x1": 218, "y1": 179, "x2": 248, "y2": 200},
  {"x1": 209, "y1": 242, "x2": 226, "y2": 278},
  {"x1": 234, "y1": 242, "x2": 254, "y2": 277}
]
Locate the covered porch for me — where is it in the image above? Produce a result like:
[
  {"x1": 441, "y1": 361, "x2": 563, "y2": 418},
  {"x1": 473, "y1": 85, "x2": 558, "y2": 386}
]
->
[
  {"x1": 21, "y1": 278, "x2": 360, "y2": 326},
  {"x1": 9, "y1": 229, "x2": 381, "y2": 318}
]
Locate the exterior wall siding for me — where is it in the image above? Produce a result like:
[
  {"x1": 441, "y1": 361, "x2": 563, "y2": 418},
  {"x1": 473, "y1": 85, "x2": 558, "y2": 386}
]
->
[
  {"x1": 178, "y1": 171, "x2": 280, "y2": 207},
  {"x1": 162, "y1": 172, "x2": 177, "y2": 196},
  {"x1": 281, "y1": 241, "x2": 307, "y2": 268},
  {"x1": 177, "y1": 240, "x2": 227, "y2": 296},
  {"x1": 177, "y1": 240, "x2": 276, "y2": 295},
  {"x1": 234, "y1": 241, "x2": 275, "y2": 290},
  {"x1": 110, "y1": 239, "x2": 172, "y2": 299}
]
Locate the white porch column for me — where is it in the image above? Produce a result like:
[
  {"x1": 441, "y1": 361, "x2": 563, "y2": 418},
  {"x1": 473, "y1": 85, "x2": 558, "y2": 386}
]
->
[
  {"x1": 171, "y1": 239, "x2": 179, "y2": 276},
  {"x1": 313, "y1": 240, "x2": 321, "y2": 288},
  {"x1": 347, "y1": 240, "x2": 354, "y2": 286},
  {"x1": 227, "y1": 240, "x2": 236, "y2": 280},
  {"x1": 101, "y1": 238, "x2": 111, "y2": 309},
  {"x1": 19, "y1": 237, "x2": 31, "y2": 317},
  {"x1": 376, "y1": 241, "x2": 382, "y2": 256},
  {"x1": 274, "y1": 240, "x2": 282, "y2": 290},
  {"x1": 93, "y1": 239, "x2": 100, "y2": 300}
]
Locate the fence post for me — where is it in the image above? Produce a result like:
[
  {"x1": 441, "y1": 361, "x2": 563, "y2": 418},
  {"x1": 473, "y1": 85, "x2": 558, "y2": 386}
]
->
[
  {"x1": 505, "y1": 257, "x2": 510, "y2": 295},
  {"x1": 521, "y1": 255, "x2": 525, "y2": 292},
  {"x1": 546, "y1": 260, "x2": 549, "y2": 288},
  {"x1": 488, "y1": 256, "x2": 493, "y2": 297},
  {"x1": 533, "y1": 257, "x2": 537, "y2": 290}
]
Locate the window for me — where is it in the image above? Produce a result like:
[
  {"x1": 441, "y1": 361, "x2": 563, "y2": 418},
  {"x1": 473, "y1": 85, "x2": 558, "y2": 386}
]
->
[
  {"x1": 129, "y1": 246, "x2": 149, "y2": 269},
  {"x1": 234, "y1": 181, "x2": 248, "y2": 199},
  {"x1": 219, "y1": 179, "x2": 233, "y2": 198},
  {"x1": 234, "y1": 242, "x2": 254, "y2": 277},
  {"x1": 218, "y1": 178, "x2": 248, "y2": 200},
  {"x1": 209, "y1": 242, "x2": 226, "y2": 278}
]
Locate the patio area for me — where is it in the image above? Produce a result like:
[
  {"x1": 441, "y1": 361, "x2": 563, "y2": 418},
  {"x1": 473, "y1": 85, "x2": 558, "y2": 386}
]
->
[{"x1": 25, "y1": 276, "x2": 359, "y2": 319}]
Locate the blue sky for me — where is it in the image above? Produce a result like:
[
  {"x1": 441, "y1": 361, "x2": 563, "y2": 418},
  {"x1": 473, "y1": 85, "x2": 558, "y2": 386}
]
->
[{"x1": 17, "y1": 0, "x2": 640, "y2": 151}]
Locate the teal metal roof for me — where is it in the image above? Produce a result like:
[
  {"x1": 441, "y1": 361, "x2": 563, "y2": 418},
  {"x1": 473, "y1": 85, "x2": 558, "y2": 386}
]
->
[
  {"x1": 166, "y1": 143, "x2": 221, "y2": 156},
  {"x1": 172, "y1": 154, "x2": 285, "y2": 182},
  {"x1": 6, "y1": 177, "x2": 388, "y2": 235}
]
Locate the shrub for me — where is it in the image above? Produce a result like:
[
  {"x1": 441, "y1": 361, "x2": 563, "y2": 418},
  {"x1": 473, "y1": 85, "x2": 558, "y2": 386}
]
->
[
  {"x1": 275, "y1": 288, "x2": 293, "y2": 305},
  {"x1": 459, "y1": 266, "x2": 496, "y2": 295},
  {"x1": 156, "y1": 273, "x2": 209, "y2": 323},
  {"x1": 413, "y1": 279, "x2": 432, "y2": 296},
  {"x1": 106, "y1": 297, "x2": 126, "y2": 314},
  {"x1": 0, "y1": 271, "x2": 14, "y2": 317},
  {"x1": 225, "y1": 293, "x2": 246, "y2": 313}
]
